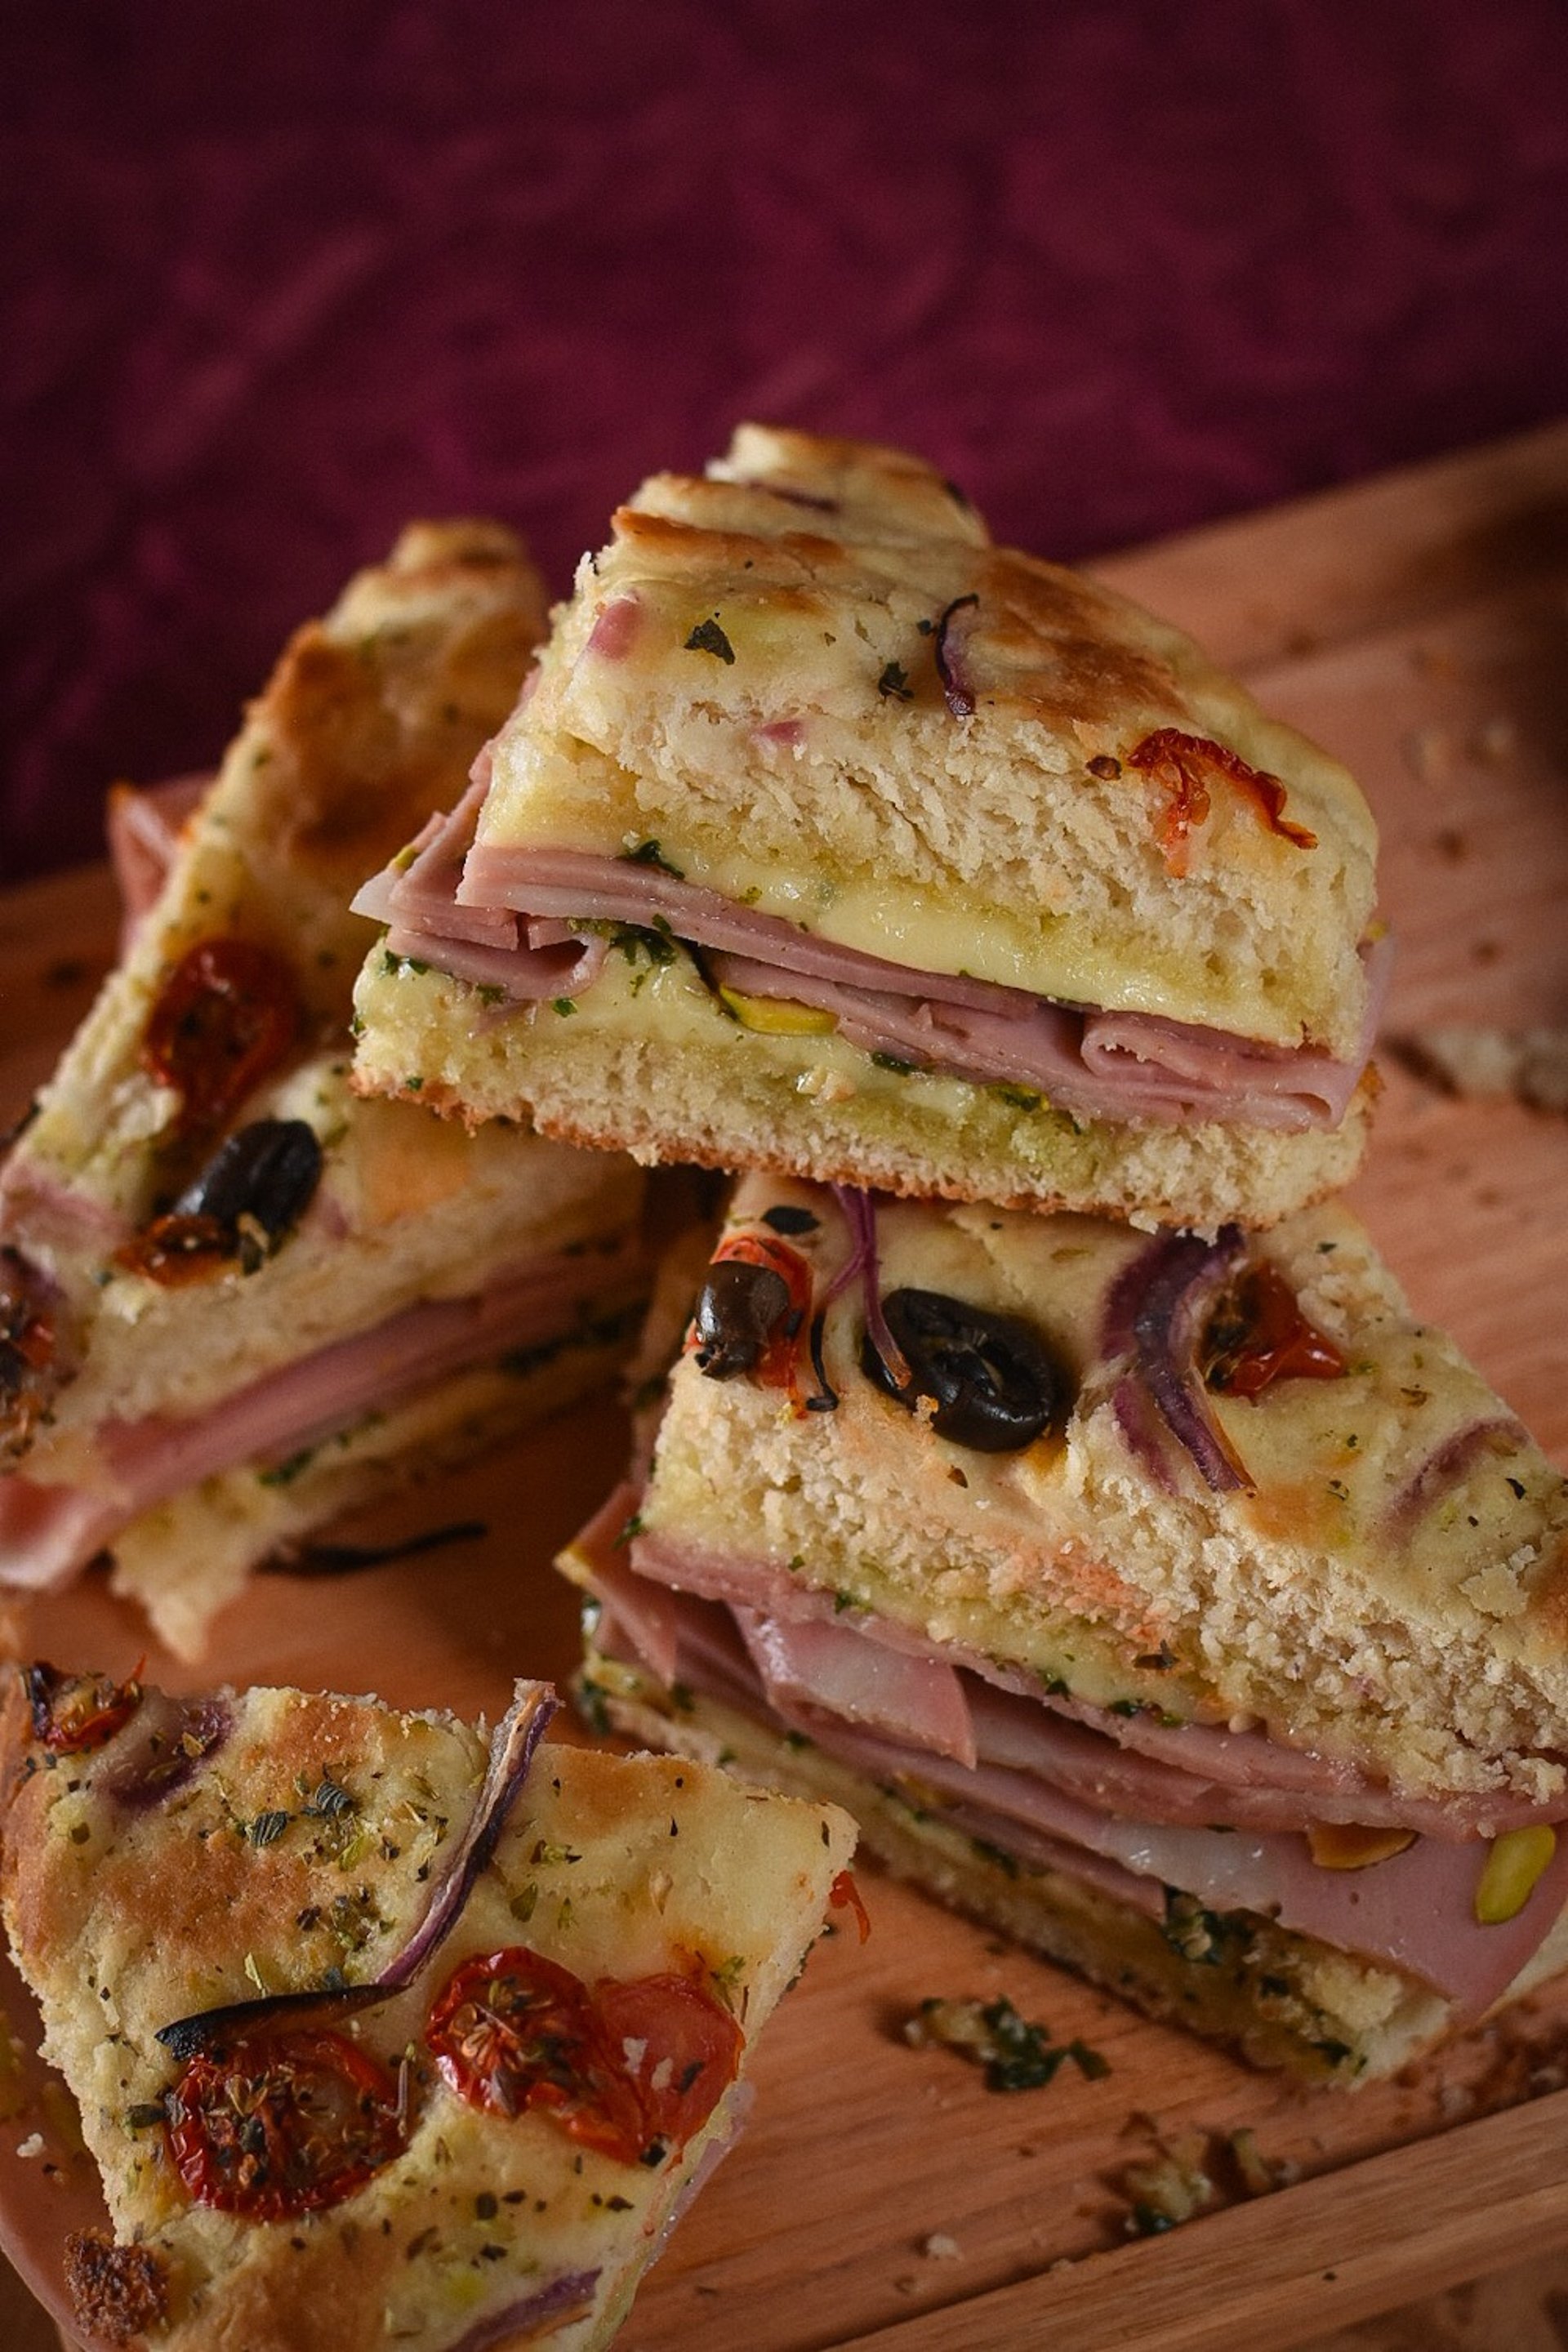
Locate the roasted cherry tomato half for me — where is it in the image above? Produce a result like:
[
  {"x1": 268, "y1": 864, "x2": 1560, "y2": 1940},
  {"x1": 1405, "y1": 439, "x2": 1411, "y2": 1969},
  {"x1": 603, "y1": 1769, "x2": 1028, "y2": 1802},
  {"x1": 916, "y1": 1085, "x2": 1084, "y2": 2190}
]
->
[
  {"x1": 1200, "y1": 1261, "x2": 1347, "y2": 1399},
  {"x1": 427, "y1": 1947, "x2": 742, "y2": 2166},
  {"x1": 140, "y1": 938, "x2": 301, "y2": 1140},
  {"x1": 24, "y1": 1662, "x2": 143, "y2": 1755},
  {"x1": 592, "y1": 1970, "x2": 744, "y2": 2159},
  {"x1": 164, "y1": 2027, "x2": 404, "y2": 2221},
  {"x1": 427, "y1": 1945, "x2": 604, "y2": 2124},
  {"x1": 861, "y1": 1286, "x2": 1067, "y2": 1453}
]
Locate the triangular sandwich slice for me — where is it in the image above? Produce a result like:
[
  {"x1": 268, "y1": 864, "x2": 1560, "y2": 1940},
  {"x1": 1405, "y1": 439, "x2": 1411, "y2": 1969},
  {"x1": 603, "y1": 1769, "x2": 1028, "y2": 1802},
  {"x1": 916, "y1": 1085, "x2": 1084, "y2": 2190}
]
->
[
  {"x1": 0, "y1": 523, "x2": 646, "y2": 1657},
  {"x1": 0, "y1": 1664, "x2": 856, "y2": 2350},
  {"x1": 351, "y1": 425, "x2": 1383, "y2": 1233},
  {"x1": 564, "y1": 1172, "x2": 1568, "y2": 2082}
]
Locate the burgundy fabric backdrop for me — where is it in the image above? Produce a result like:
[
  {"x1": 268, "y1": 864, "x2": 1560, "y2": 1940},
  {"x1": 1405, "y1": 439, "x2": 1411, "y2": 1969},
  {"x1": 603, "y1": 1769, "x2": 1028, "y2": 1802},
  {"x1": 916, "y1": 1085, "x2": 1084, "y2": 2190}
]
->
[{"x1": 4, "y1": 0, "x2": 1567, "y2": 883}]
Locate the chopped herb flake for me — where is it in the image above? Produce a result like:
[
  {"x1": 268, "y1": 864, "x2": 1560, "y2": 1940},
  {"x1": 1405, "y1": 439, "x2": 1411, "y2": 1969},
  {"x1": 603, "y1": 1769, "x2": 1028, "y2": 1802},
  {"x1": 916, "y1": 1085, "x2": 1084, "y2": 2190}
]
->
[
  {"x1": 905, "y1": 1996, "x2": 1109, "y2": 2094},
  {"x1": 621, "y1": 839, "x2": 685, "y2": 879},
  {"x1": 684, "y1": 617, "x2": 735, "y2": 663}
]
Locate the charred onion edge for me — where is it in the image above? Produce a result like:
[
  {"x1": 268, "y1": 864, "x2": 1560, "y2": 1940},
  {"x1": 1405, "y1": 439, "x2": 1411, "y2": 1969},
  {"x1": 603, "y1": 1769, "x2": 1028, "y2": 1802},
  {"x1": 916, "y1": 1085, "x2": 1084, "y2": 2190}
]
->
[
  {"x1": 154, "y1": 1679, "x2": 558, "y2": 2060},
  {"x1": 1102, "y1": 1229, "x2": 1250, "y2": 1494},
  {"x1": 804, "y1": 1308, "x2": 838, "y2": 1412},
  {"x1": 933, "y1": 592, "x2": 979, "y2": 719}
]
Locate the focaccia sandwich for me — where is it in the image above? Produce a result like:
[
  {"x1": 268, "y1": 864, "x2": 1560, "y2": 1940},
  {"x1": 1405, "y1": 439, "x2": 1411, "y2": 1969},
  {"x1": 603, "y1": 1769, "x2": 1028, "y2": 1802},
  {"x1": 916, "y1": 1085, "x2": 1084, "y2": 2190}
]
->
[
  {"x1": 564, "y1": 1174, "x2": 1568, "y2": 2082},
  {"x1": 351, "y1": 426, "x2": 1383, "y2": 1233},
  {"x1": 0, "y1": 523, "x2": 645, "y2": 1657}
]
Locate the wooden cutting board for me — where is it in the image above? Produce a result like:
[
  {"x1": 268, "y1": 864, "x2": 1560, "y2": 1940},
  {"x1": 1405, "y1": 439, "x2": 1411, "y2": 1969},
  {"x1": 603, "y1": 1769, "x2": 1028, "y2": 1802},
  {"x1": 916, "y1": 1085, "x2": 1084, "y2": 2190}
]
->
[{"x1": 2, "y1": 421, "x2": 1567, "y2": 2352}]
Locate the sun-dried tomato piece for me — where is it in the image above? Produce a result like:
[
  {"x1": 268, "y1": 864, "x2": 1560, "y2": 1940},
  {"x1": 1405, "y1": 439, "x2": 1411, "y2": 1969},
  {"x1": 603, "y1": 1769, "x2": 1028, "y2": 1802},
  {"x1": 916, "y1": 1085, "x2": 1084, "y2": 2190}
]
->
[
  {"x1": 0, "y1": 1249, "x2": 57, "y2": 1452},
  {"x1": 1201, "y1": 1260, "x2": 1347, "y2": 1399},
  {"x1": 165, "y1": 2027, "x2": 403, "y2": 2220},
  {"x1": 24, "y1": 1662, "x2": 144, "y2": 1755},
  {"x1": 140, "y1": 938, "x2": 301, "y2": 1140},
  {"x1": 1126, "y1": 730, "x2": 1317, "y2": 877},
  {"x1": 114, "y1": 1212, "x2": 234, "y2": 1287}
]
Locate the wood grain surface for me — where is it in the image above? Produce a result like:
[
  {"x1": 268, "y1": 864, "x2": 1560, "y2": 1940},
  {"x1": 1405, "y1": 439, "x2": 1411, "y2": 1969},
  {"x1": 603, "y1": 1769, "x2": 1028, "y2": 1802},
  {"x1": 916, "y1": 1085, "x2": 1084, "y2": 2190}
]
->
[{"x1": 2, "y1": 421, "x2": 1566, "y2": 2351}]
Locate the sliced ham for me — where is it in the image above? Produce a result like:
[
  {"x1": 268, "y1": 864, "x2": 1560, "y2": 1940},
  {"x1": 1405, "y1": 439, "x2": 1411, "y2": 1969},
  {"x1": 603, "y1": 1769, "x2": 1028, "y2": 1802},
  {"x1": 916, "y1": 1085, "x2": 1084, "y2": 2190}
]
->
[
  {"x1": 0, "y1": 1479, "x2": 120, "y2": 1592},
  {"x1": 585, "y1": 1564, "x2": 1568, "y2": 2015},
  {"x1": 0, "y1": 1237, "x2": 641, "y2": 1593},
  {"x1": 351, "y1": 780, "x2": 612, "y2": 998},
  {"x1": 618, "y1": 1526, "x2": 1564, "y2": 1838},
  {"x1": 733, "y1": 1606, "x2": 978, "y2": 1767},
  {"x1": 351, "y1": 810, "x2": 1381, "y2": 1130}
]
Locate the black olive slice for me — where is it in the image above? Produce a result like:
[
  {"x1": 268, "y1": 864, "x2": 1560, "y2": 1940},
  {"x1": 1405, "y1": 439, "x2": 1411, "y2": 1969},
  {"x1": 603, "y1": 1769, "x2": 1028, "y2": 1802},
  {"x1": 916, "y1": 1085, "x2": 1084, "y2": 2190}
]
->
[
  {"x1": 175, "y1": 1118, "x2": 323, "y2": 1245},
  {"x1": 760, "y1": 1205, "x2": 820, "y2": 1236},
  {"x1": 693, "y1": 1261, "x2": 794, "y2": 1379},
  {"x1": 860, "y1": 1287, "x2": 1067, "y2": 1453}
]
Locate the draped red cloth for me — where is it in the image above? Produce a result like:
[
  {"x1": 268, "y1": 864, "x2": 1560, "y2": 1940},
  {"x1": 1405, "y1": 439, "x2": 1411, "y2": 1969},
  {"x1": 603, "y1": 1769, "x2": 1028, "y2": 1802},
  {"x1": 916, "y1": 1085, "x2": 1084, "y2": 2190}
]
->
[{"x1": 3, "y1": 0, "x2": 1567, "y2": 881}]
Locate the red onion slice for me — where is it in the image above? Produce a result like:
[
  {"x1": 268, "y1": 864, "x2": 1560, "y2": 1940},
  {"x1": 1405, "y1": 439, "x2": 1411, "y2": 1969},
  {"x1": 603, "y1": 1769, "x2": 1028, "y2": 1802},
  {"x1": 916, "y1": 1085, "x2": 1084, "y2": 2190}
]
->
[
  {"x1": 155, "y1": 1679, "x2": 558, "y2": 2060},
  {"x1": 933, "y1": 593, "x2": 979, "y2": 719},
  {"x1": 831, "y1": 1186, "x2": 911, "y2": 1389},
  {"x1": 446, "y1": 2270, "x2": 603, "y2": 2351},
  {"x1": 103, "y1": 1695, "x2": 232, "y2": 1811},
  {"x1": 1111, "y1": 1373, "x2": 1179, "y2": 1497},
  {"x1": 1102, "y1": 1228, "x2": 1250, "y2": 1493},
  {"x1": 1382, "y1": 1415, "x2": 1529, "y2": 1542}
]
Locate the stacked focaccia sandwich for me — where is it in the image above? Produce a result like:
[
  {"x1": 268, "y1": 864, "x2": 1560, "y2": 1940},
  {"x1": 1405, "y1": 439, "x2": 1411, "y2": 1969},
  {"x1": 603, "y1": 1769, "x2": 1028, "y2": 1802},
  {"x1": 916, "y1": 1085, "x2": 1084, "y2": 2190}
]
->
[
  {"x1": 0, "y1": 522, "x2": 646, "y2": 1658},
  {"x1": 341, "y1": 425, "x2": 1568, "y2": 2085},
  {"x1": 0, "y1": 1661, "x2": 856, "y2": 2351},
  {"x1": 350, "y1": 425, "x2": 1385, "y2": 1233},
  {"x1": 563, "y1": 1174, "x2": 1568, "y2": 2082}
]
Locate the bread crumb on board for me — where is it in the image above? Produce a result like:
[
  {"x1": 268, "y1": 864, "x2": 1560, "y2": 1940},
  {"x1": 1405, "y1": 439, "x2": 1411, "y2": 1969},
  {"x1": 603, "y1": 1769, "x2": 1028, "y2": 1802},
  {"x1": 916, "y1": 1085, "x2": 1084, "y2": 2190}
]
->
[{"x1": 1395, "y1": 1027, "x2": 1568, "y2": 1114}]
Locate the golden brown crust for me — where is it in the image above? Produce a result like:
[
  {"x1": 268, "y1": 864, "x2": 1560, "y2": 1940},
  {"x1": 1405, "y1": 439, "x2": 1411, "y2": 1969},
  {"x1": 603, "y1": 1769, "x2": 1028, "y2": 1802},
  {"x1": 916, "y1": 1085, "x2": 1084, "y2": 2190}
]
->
[
  {"x1": 64, "y1": 2228, "x2": 170, "y2": 2347},
  {"x1": 247, "y1": 529, "x2": 545, "y2": 895}
]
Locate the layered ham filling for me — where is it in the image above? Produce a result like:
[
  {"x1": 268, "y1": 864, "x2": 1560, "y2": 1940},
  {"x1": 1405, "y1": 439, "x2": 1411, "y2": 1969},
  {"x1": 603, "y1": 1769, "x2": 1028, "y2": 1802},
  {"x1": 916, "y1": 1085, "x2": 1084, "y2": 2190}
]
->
[
  {"x1": 354, "y1": 780, "x2": 1387, "y2": 1132},
  {"x1": 0, "y1": 1237, "x2": 642, "y2": 1592},
  {"x1": 572, "y1": 1493, "x2": 1568, "y2": 2017}
]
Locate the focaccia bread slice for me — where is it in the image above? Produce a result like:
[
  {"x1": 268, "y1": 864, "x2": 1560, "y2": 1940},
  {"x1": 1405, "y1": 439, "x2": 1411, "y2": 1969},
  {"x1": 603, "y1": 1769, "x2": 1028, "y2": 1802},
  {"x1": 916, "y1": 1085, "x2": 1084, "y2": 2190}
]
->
[
  {"x1": 0, "y1": 523, "x2": 648, "y2": 1656},
  {"x1": 350, "y1": 425, "x2": 1381, "y2": 1231},
  {"x1": 562, "y1": 1174, "x2": 1568, "y2": 2082},
  {"x1": 0, "y1": 1664, "x2": 856, "y2": 2352}
]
